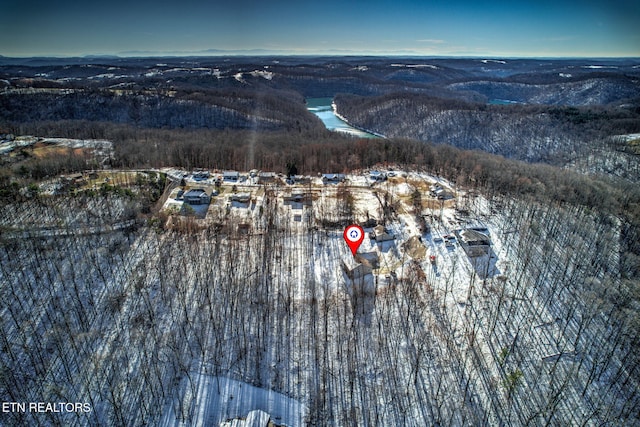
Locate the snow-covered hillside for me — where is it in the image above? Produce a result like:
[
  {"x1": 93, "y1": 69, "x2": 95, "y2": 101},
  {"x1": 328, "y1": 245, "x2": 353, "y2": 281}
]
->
[{"x1": 0, "y1": 170, "x2": 637, "y2": 426}]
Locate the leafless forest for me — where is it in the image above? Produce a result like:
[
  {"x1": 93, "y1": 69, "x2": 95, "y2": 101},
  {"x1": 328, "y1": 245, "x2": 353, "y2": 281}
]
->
[{"x1": 0, "y1": 183, "x2": 638, "y2": 425}]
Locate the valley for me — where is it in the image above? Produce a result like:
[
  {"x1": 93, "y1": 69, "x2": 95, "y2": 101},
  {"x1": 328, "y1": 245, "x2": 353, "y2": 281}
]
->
[{"x1": 306, "y1": 97, "x2": 380, "y2": 138}]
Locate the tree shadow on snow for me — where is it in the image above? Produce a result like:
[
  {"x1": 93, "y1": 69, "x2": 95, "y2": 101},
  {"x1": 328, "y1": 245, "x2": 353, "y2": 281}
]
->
[
  {"x1": 466, "y1": 247, "x2": 501, "y2": 279},
  {"x1": 342, "y1": 273, "x2": 376, "y2": 327}
]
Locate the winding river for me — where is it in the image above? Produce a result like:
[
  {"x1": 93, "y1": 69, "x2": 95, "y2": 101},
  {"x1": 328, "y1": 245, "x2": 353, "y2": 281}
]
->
[{"x1": 306, "y1": 97, "x2": 380, "y2": 138}]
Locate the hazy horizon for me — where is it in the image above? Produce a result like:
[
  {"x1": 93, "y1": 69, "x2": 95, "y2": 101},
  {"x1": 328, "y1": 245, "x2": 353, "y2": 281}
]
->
[
  {"x1": 1, "y1": 0, "x2": 639, "y2": 58},
  {"x1": 2, "y1": 50, "x2": 640, "y2": 60}
]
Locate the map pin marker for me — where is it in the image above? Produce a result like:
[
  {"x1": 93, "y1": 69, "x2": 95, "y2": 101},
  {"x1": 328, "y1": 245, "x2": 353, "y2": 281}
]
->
[{"x1": 343, "y1": 224, "x2": 365, "y2": 256}]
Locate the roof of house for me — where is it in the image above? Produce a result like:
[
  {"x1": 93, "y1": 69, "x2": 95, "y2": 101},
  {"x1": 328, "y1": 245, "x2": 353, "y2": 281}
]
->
[
  {"x1": 322, "y1": 173, "x2": 345, "y2": 180},
  {"x1": 183, "y1": 188, "x2": 209, "y2": 197},
  {"x1": 372, "y1": 225, "x2": 394, "y2": 242},
  {"x1": 229, "y1": 193, "x2": 251, "y2": 201},
  {"x1": 374, "y1": 225, "x2": 392, "y2": 235},
  {"x1": 458, "y1": 229, "x2": 490, "y2": 244}
]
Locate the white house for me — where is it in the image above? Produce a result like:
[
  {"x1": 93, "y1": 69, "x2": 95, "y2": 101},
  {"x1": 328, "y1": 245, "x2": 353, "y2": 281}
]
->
[
  {"x1": 223, "y1": 171, "x2": 240, "y2": 182},
  {"x1": 183, "y1": 188, "x2": 211, "y2": 205},
  {"x1": 430, "y1": 184, "x2": 454, "y2": 200},
  {"x1": 192, "y1": 170, "x2": 210, "y2": 181},
  {"x1": 322, "y1": 173, "x2": 346, "y2": 183},
  {"x1": 369, "y1": 170, "x2": 387, "y2": 182},
  {"x1": 455, "y1": 229, "x2": 491, "y2": 257},
  {"x1": 258, "y1": 172, "x2": 277, "y2": 184}
]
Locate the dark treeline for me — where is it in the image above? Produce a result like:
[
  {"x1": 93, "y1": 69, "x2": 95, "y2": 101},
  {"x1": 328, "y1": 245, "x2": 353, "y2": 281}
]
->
[{"x1": 0, "y1": 87, "x2": 325, "y2": 133}]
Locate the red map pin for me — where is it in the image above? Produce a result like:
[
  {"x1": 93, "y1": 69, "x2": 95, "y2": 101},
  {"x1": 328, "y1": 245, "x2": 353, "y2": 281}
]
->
[{"x1": 343, "y1": 224, "x2": 365, "y2": 256}]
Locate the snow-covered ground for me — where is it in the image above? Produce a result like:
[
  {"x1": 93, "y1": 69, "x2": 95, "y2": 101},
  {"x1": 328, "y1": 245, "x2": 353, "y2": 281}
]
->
[
  {"x1": 0, "y1": 135, "x2": 39, "y2": 154},
  {"x1": 160, "y1": 375, "x2": 306, "y2": 427},
  {"x1": 0, "y1": 168, "x2": 636, "y2": 426},
  {"x1": 0, "y1": 136, "x2": 113, "y2": 157}
]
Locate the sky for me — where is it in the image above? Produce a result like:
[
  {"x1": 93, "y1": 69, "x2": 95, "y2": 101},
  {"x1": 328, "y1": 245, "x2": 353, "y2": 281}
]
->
[{"x1": 0, "y1": 0, "x2": 638, "y2": 57}]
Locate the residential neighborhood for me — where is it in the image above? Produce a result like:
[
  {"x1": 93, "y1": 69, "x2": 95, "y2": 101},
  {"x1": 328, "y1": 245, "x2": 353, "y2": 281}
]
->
[{"x1": 160, "y1": 167, "x2": 495, "y2": 290}]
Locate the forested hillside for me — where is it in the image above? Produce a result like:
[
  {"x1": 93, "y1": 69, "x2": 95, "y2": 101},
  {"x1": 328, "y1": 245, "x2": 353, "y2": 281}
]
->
[
  {"x1": 0, "y1": 88, "x2": 324, "y2": 133},
  {"x1": 334, "y1": 93, "x2": 640, "y2": 180},
  {"x1": 0, "y1": 170, "x2": 638, "y2": 425}
]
